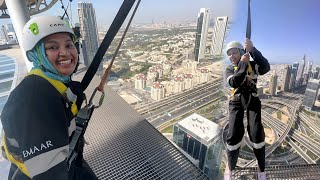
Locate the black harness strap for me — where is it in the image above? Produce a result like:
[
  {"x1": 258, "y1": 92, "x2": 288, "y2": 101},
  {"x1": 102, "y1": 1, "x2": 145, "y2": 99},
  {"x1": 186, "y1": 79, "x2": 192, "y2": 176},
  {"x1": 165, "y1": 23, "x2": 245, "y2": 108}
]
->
[
  {"x1": 246, "y1": 0, "x2": 251, "y2": 40},
  {"x1": 80, "y1": 0, "x2": 136, "y2": 92},
  {"x1": 242, "y1": 0, "x2": 252, "y2": 109},
  {"x1": 67, "y1": 0, "x2": 139, "y2": 168}
]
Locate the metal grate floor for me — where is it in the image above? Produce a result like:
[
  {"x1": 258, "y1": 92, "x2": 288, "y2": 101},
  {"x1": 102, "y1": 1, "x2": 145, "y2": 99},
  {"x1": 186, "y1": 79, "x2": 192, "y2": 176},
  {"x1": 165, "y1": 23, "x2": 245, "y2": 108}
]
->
[
  {"x1": 73, "y1": 68, "x2": 209, "y2": 180},
  {"x1": 233, "y1": 164, "x2": 320, "y2": 180}
]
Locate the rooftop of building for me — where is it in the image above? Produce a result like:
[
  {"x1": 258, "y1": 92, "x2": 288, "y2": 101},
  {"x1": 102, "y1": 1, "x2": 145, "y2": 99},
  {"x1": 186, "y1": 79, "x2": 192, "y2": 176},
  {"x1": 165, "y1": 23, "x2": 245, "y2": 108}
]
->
[
  {"x1": 152, "y1": 81, "x2": 163, "y2": 88},
  {"x1": 136, "y1": 73, "x2": 146, "y2": 80},
  {"x1": 184, "y1": 74, "x2": 193, "y2": 78},
  {"x1": 155, "y1": 65, "x2": 163, "y2": 69},
  {"x1": 148, "y1": 67, "x2": 157, "y2": 72},
  {"x1": 174, "y1": 76, "x2": 184, "y2": 81},
  {"x1": 163, "y1": 60, "x2": 171, "y2": 64},
  {"x1": 176, "y1": 113, "x2": 220, "y2": 145},
  {"x1": 200, "y1": 68, "x2": 208, "y2": 73}
]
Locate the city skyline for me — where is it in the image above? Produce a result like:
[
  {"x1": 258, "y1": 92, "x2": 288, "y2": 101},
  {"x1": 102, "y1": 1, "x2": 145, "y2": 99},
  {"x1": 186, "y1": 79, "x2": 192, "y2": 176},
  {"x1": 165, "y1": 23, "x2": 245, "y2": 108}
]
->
[
  {"x1": 1, "y1": 2, "x2": 320, "y2": 179},
  {"x1": 0, "y1": 0, "x2": 235, "y2": 27},
  {"x1": 1, "y1": 1, "x2": 319, "y2": 65},
  {"x1": 226, "y1": 0, "x2": 320, "y2": 65}
]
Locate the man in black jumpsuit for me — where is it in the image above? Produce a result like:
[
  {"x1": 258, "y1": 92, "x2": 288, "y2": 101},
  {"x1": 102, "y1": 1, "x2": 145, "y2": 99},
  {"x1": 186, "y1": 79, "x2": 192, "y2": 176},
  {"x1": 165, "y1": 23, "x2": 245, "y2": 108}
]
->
[{"x1": 224, "y1": 39, "x2": 270, "y2": 180}]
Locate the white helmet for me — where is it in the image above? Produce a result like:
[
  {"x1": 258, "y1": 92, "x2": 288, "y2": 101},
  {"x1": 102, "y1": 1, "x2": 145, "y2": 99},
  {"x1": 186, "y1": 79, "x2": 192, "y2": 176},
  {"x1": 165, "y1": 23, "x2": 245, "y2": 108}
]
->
[
  {"x1": 21, "y1": 16, "x2": 75, "y2": 52},
  {"x1": 225, "y1": 41, "x2": 244, "y2": 54}
]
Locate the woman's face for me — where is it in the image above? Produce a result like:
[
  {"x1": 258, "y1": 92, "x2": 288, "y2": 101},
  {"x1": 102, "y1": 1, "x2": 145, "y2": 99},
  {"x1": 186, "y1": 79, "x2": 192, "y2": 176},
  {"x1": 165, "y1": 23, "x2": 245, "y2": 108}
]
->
[
  {"x1": 44, "y1": 33, "x2": 78, "y2": 76},
  {"x1": 227, "y1": 48, "x2": 241, "y2": 65}
]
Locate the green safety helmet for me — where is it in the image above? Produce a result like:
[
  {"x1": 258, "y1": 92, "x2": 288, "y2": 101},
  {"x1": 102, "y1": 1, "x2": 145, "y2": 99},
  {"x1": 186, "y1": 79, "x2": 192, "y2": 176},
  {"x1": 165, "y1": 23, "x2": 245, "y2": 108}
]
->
[{"x1": 21, "y1": 16, "x2": 75, "y2": 53}]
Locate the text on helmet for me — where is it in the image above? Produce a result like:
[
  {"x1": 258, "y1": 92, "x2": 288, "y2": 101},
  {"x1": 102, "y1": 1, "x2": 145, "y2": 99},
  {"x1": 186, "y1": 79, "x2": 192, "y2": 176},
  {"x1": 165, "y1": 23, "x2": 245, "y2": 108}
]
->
[{"x1": 50, "y1": 24, "x2": 65, "y2": 27}]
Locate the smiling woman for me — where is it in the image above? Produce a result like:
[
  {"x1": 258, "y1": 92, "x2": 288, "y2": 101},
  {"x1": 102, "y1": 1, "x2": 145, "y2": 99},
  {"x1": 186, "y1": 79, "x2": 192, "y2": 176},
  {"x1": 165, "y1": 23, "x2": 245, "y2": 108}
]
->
[
  {"x1": 44, "y1": 33, "x2": 78, "y2": 76},
  {"x1": 0, "y1": 16, "x2": 97, "y2": 180}
]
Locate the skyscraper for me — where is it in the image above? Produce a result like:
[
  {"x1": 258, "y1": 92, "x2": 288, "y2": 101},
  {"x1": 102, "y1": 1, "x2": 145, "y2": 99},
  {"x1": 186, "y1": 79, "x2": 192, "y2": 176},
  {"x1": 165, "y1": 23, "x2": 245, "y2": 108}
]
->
[
  {"x1": 194, "y1": 8, "x2": 210, "y2": 62},
  {"x1": 315, "y1": 67, "x2": 320, "y2": 79},
  {"x1": 4, "y1": 24, "x2": 15, "y2": 33},
  {"x1": 289, "y1": 62, "x2": 299, "y2": 90},
  {"x1": 295, "y1": 55, "x2": 306, "y2": 87},
  {"x1": 303, "y1": 79, "x2": 320, "y2": 110},
  {"x1": 151, "y1": 82, "x2": 165, "y2": 101},
  {"x1": 78, "y1": 2, "x2": 101, "y2": 71},
  {"x1": 173, "y1": 113, "x2": 222, "y2": 178},
  {"x1": 1, "y1": 24, "x2": 17, "y2": 43},
  {"x1": 134, "y1": 74, "x2": 146, "y2": 90},
  {"x1": 269, "y1": 71, "x2": 278, "y2": 96},
  {"x1": 173, "y1": 76, "x2": 185, "y2": 93},
  {"x1": 184, "y1": 74, "x2": 194, "y2": 90},
  {"x1": 305, "y1": 61, "x2": 313, "y2": 84},
  {"x1": 211, "y1": 16, "x2": 228, "y2": 56},
  {"x1": 1, "y1": 26, "x2": 9, "y2": 42},
  {"x1": 282, "y1": 65, "x2": 291, "y2": 92}
]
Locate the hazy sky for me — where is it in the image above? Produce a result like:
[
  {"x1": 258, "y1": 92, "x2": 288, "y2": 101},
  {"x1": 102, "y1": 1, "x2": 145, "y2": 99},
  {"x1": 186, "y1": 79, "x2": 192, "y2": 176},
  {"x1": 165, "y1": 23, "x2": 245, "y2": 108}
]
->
[
  {"x1": 16, "y1": 0, "x2": 234, "y2": 28},
  {"x1": 1, "y1": 0, "x2": 319, "y2": 65},
  {"x1": 226, "y1": 0, "x2": 320, "y2": 65}
]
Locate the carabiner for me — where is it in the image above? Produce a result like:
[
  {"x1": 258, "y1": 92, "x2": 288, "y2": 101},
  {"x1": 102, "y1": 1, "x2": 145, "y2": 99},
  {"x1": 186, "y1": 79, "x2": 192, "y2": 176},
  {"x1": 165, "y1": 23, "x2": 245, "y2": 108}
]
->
[{"x1": 88, "y1": 87, "x2": 105, "y2": 109}]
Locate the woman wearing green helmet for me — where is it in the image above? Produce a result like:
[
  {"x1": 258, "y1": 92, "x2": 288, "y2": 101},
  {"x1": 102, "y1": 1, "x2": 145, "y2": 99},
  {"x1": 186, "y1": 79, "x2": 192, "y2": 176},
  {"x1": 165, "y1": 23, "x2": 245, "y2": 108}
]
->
[
  {"x1": 1, "y1": 16, "x2": 97, "y2": 180},
  {"x1": 224, "y1": 38, "x2": 270, "y2": 180}
]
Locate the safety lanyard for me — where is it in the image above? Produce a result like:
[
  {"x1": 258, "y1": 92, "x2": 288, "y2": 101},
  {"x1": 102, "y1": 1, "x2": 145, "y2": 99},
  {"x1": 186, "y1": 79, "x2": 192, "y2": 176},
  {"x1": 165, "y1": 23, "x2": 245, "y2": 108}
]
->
[
  {"x1": 67, "y1": 0, "x2": 141, "y2": 169},
  {"x1": 246, "y1": 0, "x2": 253, "y2": 81}
]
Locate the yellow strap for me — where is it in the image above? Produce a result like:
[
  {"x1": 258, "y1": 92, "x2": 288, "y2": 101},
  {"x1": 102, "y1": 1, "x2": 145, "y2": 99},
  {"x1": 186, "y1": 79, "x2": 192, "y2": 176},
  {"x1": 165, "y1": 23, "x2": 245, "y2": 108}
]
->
[
  {"x1": 247, "y1": 63, "x2": 253, "y2": 79},
  {"x1": 28, "y1": 69, "x2": 78, "y2": 116},
  {"x1": 230, "y1": 63, "x2": 253, "y2": 96},
  {"x1": 1, "y1": 131, "x2": 31, "y2": 178},
  {"x1": 233, "y1": 66, "x2": 238, "y2": 71},
  {"x1": 1, "y1": 70, "x2": 79, "y2": 177}
]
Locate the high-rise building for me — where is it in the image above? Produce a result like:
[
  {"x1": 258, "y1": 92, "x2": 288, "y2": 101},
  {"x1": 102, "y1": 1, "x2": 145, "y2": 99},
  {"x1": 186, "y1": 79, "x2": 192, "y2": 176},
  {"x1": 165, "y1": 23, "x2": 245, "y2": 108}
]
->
[
  {"x1": 295, "y1": 56, "x2": 306, "y2": 87},
  {"x1": 0, "y1": 26, "x2": 9, "y2": 42},
  {"x1": 182, "y1": 60, "x2": 198, "y2": 74},
  {"x1": 78, "y1": 2, "x2": 101, "y2": 71},
  {"x1": 303, "y1": 79, "x2": 320, "y2": 110},
  {"x1": 194, "y1": 8, "x2": 211, "y2": 62},
  {"x1": 162, "y1": 60, "x2": 172, "y2": 75},
  {"x1": 289, "y1": 62, "x2": 299, "y2": 90},
  {"x1": 1, "y1": 24, "x2": 17, "y2": 44},
  {"x1": 314, "y1": 67, "x2": 320, "y2": 79},
  {"x1": 147, "y1": 67, "x2": 158, "y2": 86},
  {"x1": 269, "y1": 71, "x2": 278, "y2": 96},
  {"x1": 282, "y1": 65, "x2": 291, "y2": 92},
  {"x1": 312, "y1": 70, "x2": 319, "y2": 80},
  {"x1": 4, "y1": 24, "x2": 15, "y2": 33},
  {"x1": 173, "y1": 76, "x2": 185, "y2": 93},
  {"x1": 200, "y1": 69, "x2": 210, "y2": 83},
  {"x1": 184, "y1": 74, "x2": 194, "y2": 90},
  {"x1": 134, "y1": 74, "x2": 146, "y2": 90},
  {"x1": 211, "y1": 16, "x2": 228, "y2": 56},
  {"x1": 173, "y1": 113, "x2": 222, "y2": 178},
  {"x1": 305, "y1": 61, "x2": 313, "y2": 84},
  {"x1": 151, "y1": 82, "x2": 165, "y2": 101},
  {"x1": 155, "y1": 65, "x2": 163, "y2": 78}
]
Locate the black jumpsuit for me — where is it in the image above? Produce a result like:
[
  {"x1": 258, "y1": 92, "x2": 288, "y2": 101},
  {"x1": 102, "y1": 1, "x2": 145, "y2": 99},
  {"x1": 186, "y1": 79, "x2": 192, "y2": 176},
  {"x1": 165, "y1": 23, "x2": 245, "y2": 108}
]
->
[
  {"x1": 1, "y1": 74, "x2": 97, "y2": 180},
  {"x1": 225, "y1": 47, "x2": 270, "y2": 171}
]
